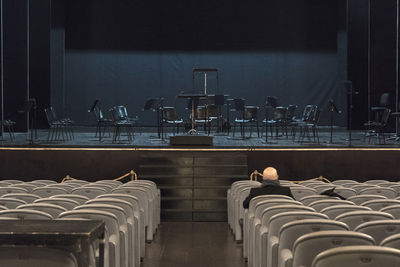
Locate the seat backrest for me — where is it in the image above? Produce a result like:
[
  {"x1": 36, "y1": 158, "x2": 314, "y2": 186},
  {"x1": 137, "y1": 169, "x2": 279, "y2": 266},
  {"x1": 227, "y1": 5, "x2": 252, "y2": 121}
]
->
[
  {"x1": 249, "y1": 195, "x2": 294, "y2": 213},
  {"x1": 309, "y1": 200, "x2": 355, "y2": 212},
  {"x1": 254, "y1": 199, "x2": 303, "y2": 221},
  {"x1": 311, "y1": 245, "x2": 400, "y2": 267},
  {"x1": 82, "y1": 183, "x2": 114, "y2": 192},
  {"x1": 17, "y1": 203, "x2": 67, "y2": 219},
  {"x1": 359, "y1": 187, "x2": 397, "y2": 199},
  {"x1": 0, "y1": 209, "x2": 53, "y2": 220},
  {"x1": 355, "y1": 220, "x2": 400, "y2": 244},
  {"x1": 320, "y1": 205, "x2": 371, "y2": 220},
  {"x1": 291, "y1": 187, "x2": 318, "y2": 200},
  {"x1": 380, "y1": 205, "x2": 400, "y2": 219},
  {"x1": 335, "y1": 210, "x2": 394, "y2": 230},
  {"x1": 74, "y1": 204, "x2": 127, "y2": 227},
  {"x1": 351, "y1": 184, "x2": 378, "y2": 194},
  {"x1": 0, "y1": 187, "x2": 29, "y2": 196},
  {"x1": 87, "y1": 198, "x2": 134, "y2": 220},
  {"x1": 13, "y1": 183, "x2": 37, "y2": 193},
  {"x1": 362, "y1": 199, "x2": 400, "y2": 211},
  {"x1": 97, "y1": 194, "x2": 141, "y2": 216},
  {"x1": 0, "y1": 246, "x2": 78, "y2": 267},
  {"x1": 293, "y1": 230, "x2": 375, "y2": 267},
  {"x1": 332, "y1": 180, "x2": 359, "y2": 185},
  {"x1": 261, "y1": 205, "x2": 315, "y2": 227},
  {"x1": 1, "y1": 180, "x2": 22, "y2": 185},
  {"x1": 2, "y1": 193, "x2": 40, "y2": 203},
  {"x1": 347, "y1": 194, "x2": 387, "y2": 205},
  {"x1": 279, "y1": 219, "x2": 349, "y2": 253},
  {"x1": 381, "y1": 233, "x2": 400, "y2": 248},
  {"x1": 34, "y1": 198, "x2": 80, "y2": 210},
  {"x1": 72, "y1": 187, "x2": 107, "y2": 199},
  {"x1": 46, "y1": 184, "x2": 75, "y2": 193},
  {"x1": 299, "y1": 195, "x2": 337, "y2": 206},
  {"x1": 243, "y1": 106, "x2": 258, "y2": 120},
  {"x1": 50, "y1": 194, "x2": 89, "y2": 205},
  {"x1": 32, "y1": 187, "x2": 69, "y2": 198},
  {"x1": 0, "y1": 198, "x2": 27, "y2": 209},
  {"x1": 268, "y1": 211, "x2": 328, "y2": 238}
]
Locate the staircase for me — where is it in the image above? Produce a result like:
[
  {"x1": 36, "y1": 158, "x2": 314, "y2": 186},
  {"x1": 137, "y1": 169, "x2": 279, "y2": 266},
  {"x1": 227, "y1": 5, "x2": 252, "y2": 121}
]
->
[{"x1": 139, "y1": 152, "x2": 248, "y2": 221}]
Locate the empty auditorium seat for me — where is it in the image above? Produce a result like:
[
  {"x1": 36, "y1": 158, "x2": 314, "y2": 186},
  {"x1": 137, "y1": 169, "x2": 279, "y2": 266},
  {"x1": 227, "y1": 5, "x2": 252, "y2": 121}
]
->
[
  {"x1": 63, "y1": 179, "x2": 90, "y2": 186},
  {"x1": 266, "y1": 211, "x2": 328, "y2": 267},
  {"x1": 0, "y1": 246, "x2": 78, "y2": 267},
  {"x1": 359, "y1": 187, "x2": 397, "y2": 199},
  {"x1": 87, "y1": 198, "x2": 140, "y2": 267},
  {"x1": 299, "y1": 195, "x2": 337, "y2": 206},
  {"x1": 50, "y1": 194, "x2": 90, "y2": 205},
  {"x1": 227, "y1": 181, "x2": 260, "y2": 230},
  {"x1": 34, "y1": 198, "x2": 80, "y2": 210},
  {"x1": 354, "y1": 220, "x2": 400, "y2": 244},
  {"x1": 244, "y1": 195, "x2": 294, "y2": 259},
  {"x1": 2, "y1": 193, "x2": 40, "y2": 203},
  {"x1": 332, "y1": 180, "x2": 359, "y2": 185},
  {"x1": 292, "y1": 231, "x2": 375, "y2": 267},
  {"x1": 0, "y1": 181, "x2": 11, "y2": 187},
  {"x1": 254, "y1": 205, "x2": 315, "y2": 267},
  {"x1": 1, "y1": 180, "x2": 22, "y2": 184},
  {"x1": 311, "y1": 246, "x2": 400, "y2": 267},
  {"x1": 13, "y1": 183, "x2": 37, "y2": 193},
  {"x1": 380, "y1": 233, "x2": 400, "y2": 248},
  {"x1": 361, "y1": 199, "x2": 400, "y2": 211},
  {"x1": 277, "y1": 219, "x2": 349, "y2": 267},
  {"x1": 0, "y1": 198, "x2": 27, "y2": 209},
  {"x1": 335, "y1": 210, "x2": 394, "y2": 230},
  {"x1": 74, "y1": 204, "x2": 130, "y2": 267},
  {"x1": 347, "y1": 194, "x2": 387, "y2": 205},
  {"x1": 247, "y1": 199, "x2": 302, "y2": 266},
  {"x1": 0, "y1": 209, "x2": 53, "y2": 220},
  {"x1": 320, "y1": 205, "x2": 371, "y2": 220},
  {"x1": 351, "y1": 184, "x2": 379, "y2": 194},
  {"x1": 308, "y1": 200, "x2": 355, "y2": 212},
  {"x1": 83, "y1": 183, "x2": 114, "y2": 192},
  {"x1": 72, "y1": 187, "x2": 107, "y2": 199},
  {"x1": 97, "y1": 193, "x2": 145, "y2": 259},
  {"x1": 112, "y1": 186, "x2": 154, "y2": 242},
  {"x1": 46, "y1": 184, "x2": 75, "y2": 193},
  {"x1": 32, "y1": 187, "x2": 69, "y2": 198},
  {"x1": 380, "y1": 205, "x2": 400, "y2": 219},
  {"x1": 0, "y1": 187, "x2": 29, "y2": 196},
  {"x1": 17, "y1": 203, "x2": 67, "y2": 219},
  {"x1": 365, "y1": 180, "x2": 390, "y2": 185},
  {"x1": 59, "y1": 209, "x2": 121, "y2": 267}
]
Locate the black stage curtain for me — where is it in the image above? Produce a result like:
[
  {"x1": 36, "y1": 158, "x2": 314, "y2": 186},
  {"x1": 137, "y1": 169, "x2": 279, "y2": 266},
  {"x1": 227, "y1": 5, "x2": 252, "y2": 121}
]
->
[{"x1": 58, "y1": 0, "x2": 346, "y2": 126}]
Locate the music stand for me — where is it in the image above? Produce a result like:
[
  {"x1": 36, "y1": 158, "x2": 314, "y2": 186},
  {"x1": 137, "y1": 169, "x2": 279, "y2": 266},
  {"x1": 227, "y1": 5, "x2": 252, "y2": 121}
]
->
[
  {"x1": 325, "y1": 99, "x2": 341, "y2": 144},
  {"x1": 343, "y1": 81, "x2": 360, "y2": 146},
  {"x1": 21, "y1": 98, "x2": 37, "y2": 144},
  {"x1": 143, "y1": 98, "x2": 166, "y2": 141}
]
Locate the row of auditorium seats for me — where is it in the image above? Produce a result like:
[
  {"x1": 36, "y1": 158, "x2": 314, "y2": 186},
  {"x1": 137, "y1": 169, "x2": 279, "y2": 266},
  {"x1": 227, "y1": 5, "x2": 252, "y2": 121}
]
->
[
  {"x1": 0, "y1": 178, "x2": 160, "y2": 267},
  {"x1": 228, "y1": 179, "x2": 400, "y2": 267}
]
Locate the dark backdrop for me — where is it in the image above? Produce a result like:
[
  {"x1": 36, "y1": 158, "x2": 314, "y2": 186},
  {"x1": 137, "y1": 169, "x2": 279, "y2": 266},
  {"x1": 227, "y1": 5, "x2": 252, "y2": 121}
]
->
[{"x1": 55, "y1": 0, "x2": 347, "y2": 126}]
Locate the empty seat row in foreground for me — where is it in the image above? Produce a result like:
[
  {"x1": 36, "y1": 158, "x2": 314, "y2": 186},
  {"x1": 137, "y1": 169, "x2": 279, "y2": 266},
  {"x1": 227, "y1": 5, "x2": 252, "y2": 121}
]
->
[{"x1": 0, "y1": 178, "x2": 160, "y2": 267}]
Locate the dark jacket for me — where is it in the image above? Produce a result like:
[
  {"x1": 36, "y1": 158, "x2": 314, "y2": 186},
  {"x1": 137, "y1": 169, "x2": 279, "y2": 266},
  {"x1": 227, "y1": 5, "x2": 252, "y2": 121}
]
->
[{"x1": 242, "y1": 180, "x2": 294, "y2": 209}]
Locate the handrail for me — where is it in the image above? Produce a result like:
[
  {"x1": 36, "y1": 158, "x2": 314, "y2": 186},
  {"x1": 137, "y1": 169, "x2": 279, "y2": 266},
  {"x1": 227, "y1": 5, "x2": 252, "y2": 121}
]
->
[
  {"x1": 61, "y1": 169, "x2": 138, "y2": 183},
  {"x1": 249, "y1": 170, "x2": 331, "y2": 183}
]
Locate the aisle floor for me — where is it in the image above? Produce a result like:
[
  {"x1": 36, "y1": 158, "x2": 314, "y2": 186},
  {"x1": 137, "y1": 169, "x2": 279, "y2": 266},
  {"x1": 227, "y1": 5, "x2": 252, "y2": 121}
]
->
[{"x1": 142, "y1": 222, "x2": 246, "y2": 267}]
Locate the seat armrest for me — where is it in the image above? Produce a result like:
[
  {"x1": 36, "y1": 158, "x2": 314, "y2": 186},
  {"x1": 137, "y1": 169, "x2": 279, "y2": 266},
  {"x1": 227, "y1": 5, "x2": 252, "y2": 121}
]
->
[{"x1": 280, "y1": 248, "x2": 293, "y2": 267}]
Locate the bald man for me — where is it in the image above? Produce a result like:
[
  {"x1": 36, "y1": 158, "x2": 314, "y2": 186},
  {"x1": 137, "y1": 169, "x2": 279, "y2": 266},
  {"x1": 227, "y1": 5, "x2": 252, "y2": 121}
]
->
[{"x1": 243, "y1": 167, "x2": 294, "y2": 208}]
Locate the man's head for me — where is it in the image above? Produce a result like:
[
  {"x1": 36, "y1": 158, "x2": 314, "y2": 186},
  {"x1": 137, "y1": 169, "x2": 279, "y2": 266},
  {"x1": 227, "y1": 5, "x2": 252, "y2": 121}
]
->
[{"x1": 262, "y1": 167, "x2": 279, "y2": 181}]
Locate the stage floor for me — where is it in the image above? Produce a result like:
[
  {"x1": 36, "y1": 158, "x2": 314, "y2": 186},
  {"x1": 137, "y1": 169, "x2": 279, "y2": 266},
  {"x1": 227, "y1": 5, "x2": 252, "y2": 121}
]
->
[{"x1": 1, "y1": 126, "x2": 400, "y2": 148}]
